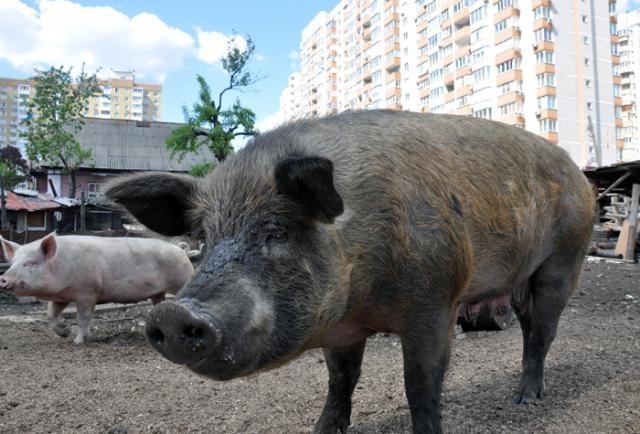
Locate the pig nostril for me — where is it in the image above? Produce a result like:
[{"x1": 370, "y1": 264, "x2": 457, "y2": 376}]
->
[
  {"x1": 183, "y1": 325, "x2": 205, "y2": 339},
  {"x1": 147, "y1": 327, "x2": 165, "y2": 345}
]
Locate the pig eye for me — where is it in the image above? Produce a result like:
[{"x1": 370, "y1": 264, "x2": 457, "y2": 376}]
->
[
  {"x1": 265, "y1": 232, "x2": 288, "y2": 243},
  {"x1": 23, "y1": 260, "x2": 36, "y2": 267}
]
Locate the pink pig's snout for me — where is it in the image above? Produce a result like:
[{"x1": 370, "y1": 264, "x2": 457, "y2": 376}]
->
[{"x1": 0, "y1": 275, "x2": 14, "y2": 292}]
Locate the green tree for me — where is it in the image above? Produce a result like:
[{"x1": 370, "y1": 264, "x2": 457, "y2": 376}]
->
[
  {"x1": 0, "y1": 146, "x2": 28, "y2": 189},
  {"x1": 167, "y1": 35, "x2": 258, "y2": 166},
  {"x1": 20, "y1": 66, "x2": 101, "y2": 198}
]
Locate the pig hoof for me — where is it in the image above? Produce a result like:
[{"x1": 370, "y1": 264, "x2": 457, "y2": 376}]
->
[
  {"x1": 52, "y1": 324, "x2": 70, "y2": 337},
  {"x1": 512, "y1": 389, "x2": 544, "y2": 404},
  {"x1": 312, "y1": 414, "x2": 350, "y2": 434},
  {"x1": 73, "y1": 335, "x2": 86, "y2": 345}
]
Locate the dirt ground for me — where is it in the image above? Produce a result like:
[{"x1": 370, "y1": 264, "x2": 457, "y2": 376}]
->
[{"x1": 0, "y1": 260, "x2": 638, "y2": 434}]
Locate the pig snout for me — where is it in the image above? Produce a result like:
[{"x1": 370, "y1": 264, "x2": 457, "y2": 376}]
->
[
  {"x1": 145, "y1": 300, "x2": 222, "y2": 366},
  {"x1": 0, "y1": 275, "x2": 13, "y2": 291}
]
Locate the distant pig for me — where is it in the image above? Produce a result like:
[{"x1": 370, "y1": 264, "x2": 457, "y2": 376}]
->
[
  {"x1": 0, "y1": 233, "x2": 194, "y2": 344},
  {"x1": 106, "y1": 110, "x2": 594, "y2": 433}
]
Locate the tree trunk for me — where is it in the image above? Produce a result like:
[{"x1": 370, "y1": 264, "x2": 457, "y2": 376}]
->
[{"x1": 69, "y1": 170, "x2": 77, "y2": 199}]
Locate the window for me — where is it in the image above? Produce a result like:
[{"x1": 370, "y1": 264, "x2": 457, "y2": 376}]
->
[
  {"x1": 536, "y1": 50, "x2": 554, "y2": 64},
  {"x1": 537, "y1": 95, "x2": 557, "y2": 109},
  {"x1": 533, "y1": 6, "x2": 552, "y2": 19},
  {"x1": 497, "y1": 58, "x2": 520, "y2": 73},
  {"x1": 470, "y1": 5, "x2": 487, "y2": 24},
  {"x1": 499, "y1": 102, "x2": 522, "y2": 116},
  {"x1": 535, "y1": 28, "x2": 553, "y2": 42},
  {"x1": 473, "y1": 107, "x2": 492, "y2": 119},
  {"x1": 536, "y1": 72, "x2": 556, "y2": 87},
  {"x1": 539, "y1": 119, "x2": 557, "y2": 132}
]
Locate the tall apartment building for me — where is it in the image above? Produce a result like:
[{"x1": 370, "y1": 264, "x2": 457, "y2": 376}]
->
[
  {"x1": 618, "y1": 9, "x2": 640, "y2": 161},
  {"x1": 281, "y1": 0, "x2": 623, "y2": 168},
  {"x1": 0, "y1": 71, "x2": 162, "y2": 154}
]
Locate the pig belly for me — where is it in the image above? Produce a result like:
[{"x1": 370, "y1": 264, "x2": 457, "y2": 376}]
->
[{"x1": 97, "y1": 275, "x2": 168, "y2": 304}]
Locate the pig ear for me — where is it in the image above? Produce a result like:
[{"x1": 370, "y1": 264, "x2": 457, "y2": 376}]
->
[
  {"x1": 0, "y1": 236, "x2": 20, "y2": 262},
  {"x1": 275, "y1": 156, "x2": 344, "y2": 223},
  {"x1": 40, "y1": 232, "x2": 57, "y2": 261},
  {"x1": 105, "y1": 172, "x2": 197, "y2": 236}
]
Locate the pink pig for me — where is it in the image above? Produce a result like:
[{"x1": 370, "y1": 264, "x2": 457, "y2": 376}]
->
[{"x1": 0, "y1": 233, "x2": 194, "y2": 344}]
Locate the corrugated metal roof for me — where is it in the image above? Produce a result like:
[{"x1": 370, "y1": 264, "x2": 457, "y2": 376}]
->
[
  {"x1": 5, "y1": 191, "x2": 62, "y2": 212},
  {"x1": 43, "y1": 118, "x2": 216, "y2": 172}
]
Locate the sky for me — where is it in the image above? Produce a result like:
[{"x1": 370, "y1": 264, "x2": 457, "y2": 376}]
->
[
  {"x1": 1, "y1": 0, "x2": 640, "y2": 137},
  {"x1": 0, "y1": 0, "x2": 338, "y2": 134}
]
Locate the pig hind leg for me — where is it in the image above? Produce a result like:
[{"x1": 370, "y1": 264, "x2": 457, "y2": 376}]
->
[
  {"x1": 513, "y1": 252, "x2": 583, "y2": 404},
  {"x1": 73, "y1": 300, "x2": 95, "y2": 345},
  {"x1": 313, "y1": 340, "x2": 366, "y2": 434},
  {"x1": 47, "y1": 301, "x2": 70, "y2": 337}
]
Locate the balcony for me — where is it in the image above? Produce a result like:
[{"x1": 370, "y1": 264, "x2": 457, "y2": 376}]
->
[
  {"x1": 495, "y1": 26, "x2": 521, "y2": 45},
  {"x1": 457, "y1": 84, "x2": 473, "y2": 98},
  {"x1": 531, "y1": 0, "x2": 552, "y2": 7},
  {"x1": 612, "y1": 54, "x2": 621, "y2": 64},
  {"x1": 496, "y1": 69, "x2": 523, "y2": 86},
  {"x1": 457, "y1": 105, "x2": 473, "y2": 116},
  {"x1": 535, "y1": 63, "x2": 555, "y2": 74},
  {"x1": 533, "y1": 17, "x2": 553, "y2": 31},
  {"x1": 454, "y1": 7, "x2": 470, "y2": 26},
  {"x1": 495, "y1": 48, "x2": 522, "y2": 65},
  {"x1": 533, "y1": 40, "x2": 554, "y2": 53},
  {"x1": 455, "y1": 65, "x2": 472, "y2": 77},
  {"x1": 445, "y1": 90, "x2": 455, "y2": 104},
  {"x1": 455, "y1": 45, "x2": 470, "y2": 59},
  {"x1": 385, "y1": 86, "x2": 401, "y2": 99},
  {"x1": 497, "y1": 90, "x2": 524, "y2": 106},
  {"x1": 498, "y1": 112, "x2": 526, "y2": 126},
  {"x1": 536, "y1": 108, "x2": 558, "y2": 119},
  {"x1": 540, "y1": 132, "x2": 559, "y2": 143},
  {"x1": 495, "y1": 5, "x2": 520, "y2": 22},
  {"x1": 536, "y1": 86, "x2": 557, "y2": 98},
  {"x1": 384, "y1": 12, "x2": 400, "y2": 26},
  {"x1": 386, "y1": 71, "x2": 401, "y2": 85},
  {"x1": 385, "y1": 56, "x2": 401, "y2": 72},
  {"x1": 454, "y1": 26, "x2": 470, "y2": 46}
]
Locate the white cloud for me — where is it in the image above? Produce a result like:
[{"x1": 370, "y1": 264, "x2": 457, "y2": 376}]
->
[
  {"x1": 0, "y1": 0, "x2": 244, "y2": 82},
  {"x1": 195, "y1": 28, "x2": 246, "y2": 64}
]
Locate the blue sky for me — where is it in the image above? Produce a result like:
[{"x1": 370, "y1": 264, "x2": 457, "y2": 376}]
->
[
  {"x1": 1, "y1": 0, "x2": 639, "y2": 134},
  {"x1": 0, "y1": 0, "x2": 337, "y2": 131}
]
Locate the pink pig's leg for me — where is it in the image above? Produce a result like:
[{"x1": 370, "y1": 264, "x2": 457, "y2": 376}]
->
[
  {"x1": 47, "y1": 301, "x2": 70, "y2": 337},
  {"x1": 73, "y1": 301, "x2": 95, "y2": 345}
]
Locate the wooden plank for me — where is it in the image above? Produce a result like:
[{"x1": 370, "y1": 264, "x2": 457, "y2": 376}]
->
[{"x1": 624, "y1": 183, "x2": 640, "y2": 260}]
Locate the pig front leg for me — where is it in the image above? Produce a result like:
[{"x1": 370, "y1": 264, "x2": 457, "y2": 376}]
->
[
  {"x1": 313, "y1": 340, "x2": 366, "y2": 434},
  {"x1": 400, "y1": 309, "x2": 456, "y2": 434},
  {"x1": 73, "y1": 300, "x2": 95, "y2": 345},
  {"x1": 47, "y1": 301, "x2": 70, "y2": 337}
]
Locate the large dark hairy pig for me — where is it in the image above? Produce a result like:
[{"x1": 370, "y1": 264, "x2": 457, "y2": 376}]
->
[{"x1": 106, "y1": 110, "x2": 594, "y2": 434}]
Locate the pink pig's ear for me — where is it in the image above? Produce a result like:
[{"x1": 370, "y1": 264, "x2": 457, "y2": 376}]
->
[
  {"x1": 39, "y1": 232, "x2": 57, "y2": 261},
  {"x1": 0, "y1": 236, "x2": 20, "y2": 262}
]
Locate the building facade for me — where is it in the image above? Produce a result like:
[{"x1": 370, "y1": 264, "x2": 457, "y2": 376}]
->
[
  {"x1": 281, "y1": 0, "x2": 623, "y2": 168},
  {"x1": 618, "y1": 9, "x2": 640, "y2": 161},
  {"x1": 0, "y1": 71, "x2": 162, "y2": 154}
]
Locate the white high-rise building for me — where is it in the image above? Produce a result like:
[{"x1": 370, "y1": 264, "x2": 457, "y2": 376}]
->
[
  {"x1": 618, "y1": 9, "x2": 640, "y2": 161},
  {"x1": 280, "y1": 0, "x2": 623, "y2": 168}
]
